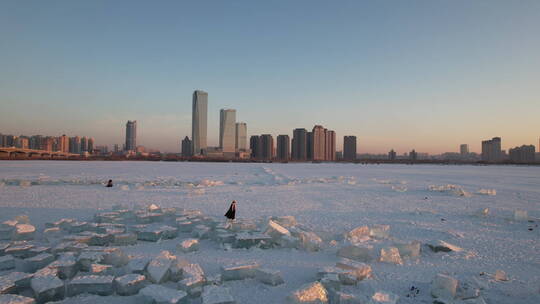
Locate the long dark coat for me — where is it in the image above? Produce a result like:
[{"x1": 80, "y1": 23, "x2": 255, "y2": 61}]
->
[{"x1": 224, "y1": 202, "x2": 236, "y2": 220}]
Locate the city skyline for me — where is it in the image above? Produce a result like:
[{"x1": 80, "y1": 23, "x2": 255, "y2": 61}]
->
[{"x1": 1, "y1": 1, "x2": 540, "y2": 153}]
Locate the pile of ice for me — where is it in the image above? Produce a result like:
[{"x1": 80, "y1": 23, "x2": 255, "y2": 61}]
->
[
  {"x1": 0, "y1": 201, "x2": 511, "y2": 304},
  {"x1": 0, "y1": 204, "x2": 304, "y2": 304},
  {"x1": 197, "y1": 179, "x2": 224, "y2": 187},
  {"x1": 477, "y1": 189, "x2": 496, "y2": 196},
  {"x1": 1, "y1": 216, "x2": 36, "y2": 241},
  {"x1": 0, "y1": 204, "x2": 339, "y2": 303},
  {"x1": 428, "y1": 184, "x2": 471, "y2": 197},
  {"x1": 336, "y1": 224, "x2": 423, "y2": 265},
  {"x1": 0, "y1": 177, "x2": 230, "y2": 190},
  {"x1": 281, "y1": 175, "x2": 357, "y2": 187},
  {"x1": 391, "y1": 185, "x2": 408, "y2": 192}
]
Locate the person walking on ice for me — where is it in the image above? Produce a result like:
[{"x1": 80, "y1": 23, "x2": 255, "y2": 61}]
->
[{"x1": 224, "y1": 200, "x2": 237, "y2": 221}]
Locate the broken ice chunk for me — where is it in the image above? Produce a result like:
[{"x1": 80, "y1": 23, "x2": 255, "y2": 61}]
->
[
  {"x1": 287, "y1": 282, "x2": 328, "y2": 304},
  {"x1": 89, "y1": 263, "x2": 114, "y2": 275},
  {"x1": 393, "y1": 241, "x2": 421, "y2": 258},
  {"x1": 221, "y1": 262, "x2": 260, "y2": 281},
  {"x1": 234, "y1": 232, "x2": 272, "y2": 249},
  {"x1": 337, "y1": 245, "x2": 374, "y2": 262},
  {"x1": 178, "y1": 263, "x2": 206, "y2": 296},
  {"x1": 379, "y1": 247, "x2": 403, "y2": 265},
  {"x1": 201, "y1": 285, "x2": 235, "y2": 304},
  {"x1": 477, "y1": 189, "x2": 496, "y2": 196},
  {"x1": 427, "y1": 240, "x2": 463, "y2": 253},
  {"x1": 0, "y1": 294, "x2": 36, "y2": 304},
  {"x1": 494, "y1": 270, "x2": 508, "y2": 281},
  {"x1": 113, "y1": 233, "x2": 137, "y2": 246},
  {"x1": 0, "y1": 255, "x2": 15, "y2": 271},
  {"x1": 319, "y1": 273, "x2": 341, "y2": 292},
  {"x1": 369, "y1": 225, "x2": 390, "y2": 239},
  {"x1": 192, "y1": 225, "x2": 211, "y2": 239},
  {"x1": 48, "y1": 252, "x2": 78, "y2": 279},
  {"x1": 332, "y1": 291, "x2": 362, "y2": 304},
  {"x1": 126, "y1": 257, "x2": 149, "y2": 274},
  {"x1": 139, "y1": 284, "x2": 188, "y2": 304},
  {"x1": 264, "y1": 220, "x2": 291, "y2": 241},
  {"x1": 474, "y1": 208, "x2": 490, "y2": 217},
  {"x1": 18, "y1": 253, "x2": 55, "y2": 272},
  {"x1": 11, "y1": 224, "x2": 35, "y2": 241},
  {"x1": 114, "y1": 273, "x2": 147, "y2": 296},
  {"x1": 177, "y1": 238, "x2": 200, "y2": 253},
  {"x1": 514, "y1": 210, "x2": 528, "y2": 221},
  {"x1": 30, "y1": 267, "x2": 64, "y2": 303},
  {"x1": 346, "y1": 226, "x2": 369, "y2": 243},
  {"x1": 297, "y1": 231, "x2": 323, "y2": 252},
  {"x1": 67, "y1": 275, "x2": 114, "y2": 296},
  {"x1": 335, "y1": 259, "x2": 372, "y2": 281},
  {"x1": 255, "y1": 268, "x2": 284, "y2": 286},
  {"x1": 147, "y1": 250, "x2": 176, "y2": 283},
  {"x1": 5, "y1": 243, "x2": 34, "y2": 258},
  {"x1": 431, "y1": 273, "x2": 458, "y2": 300},
  {"x1": 371, "y1": 291, "x2": 399, "y2": 304}
]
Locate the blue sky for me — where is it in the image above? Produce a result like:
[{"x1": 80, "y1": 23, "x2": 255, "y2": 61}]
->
[{"x1": 1, "y1": 0, "x2": 539, "y2": 153}]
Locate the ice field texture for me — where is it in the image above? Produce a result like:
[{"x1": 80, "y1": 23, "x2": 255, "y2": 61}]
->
[{"x1": 0, "y1": 161, "x2": 539, "y2": 304}]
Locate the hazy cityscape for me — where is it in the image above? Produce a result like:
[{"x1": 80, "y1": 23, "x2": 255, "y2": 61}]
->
[
  {"x1": 1, "y1": 89, "x2": 538, "y2": 163},
  {"x1": 1, "y1": 2, "x2": 540, "y2": 304}
]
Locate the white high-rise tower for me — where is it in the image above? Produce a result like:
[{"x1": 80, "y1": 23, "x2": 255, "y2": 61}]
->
[
  {"x1": 220, "y1": 109, "x2": 236, "y2": 153},
  {"x1": 192, "y1": 90, "x2": 208, "y2": 155},
  {"x1": 235, "y1": 122, "x2": 247, "y2": 151}
]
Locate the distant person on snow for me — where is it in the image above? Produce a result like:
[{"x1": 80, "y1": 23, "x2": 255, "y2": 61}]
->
[
  {"x1": 106, "y1": 180, "x2": 113, "y2": 187},
  {"x1": 224, "y1": 200, "x2": 237, "y2": 221}
]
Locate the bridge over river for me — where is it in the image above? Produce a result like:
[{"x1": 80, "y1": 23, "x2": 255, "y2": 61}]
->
[{"x1": 0, "y1": 147, "x2": 80, "y2": 159}]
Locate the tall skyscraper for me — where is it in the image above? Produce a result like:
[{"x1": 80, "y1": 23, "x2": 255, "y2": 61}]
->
[
  {"x1": 410, "y1": 149, "x2": 418, "y2": 160},
  {"x1": 87, "y1": 138, "x2": 94, "y2": 153},
  {"x1": 325, "y1": 130, "x2": 336, "y2": 161},
  {"x1": 181, "y1": 136, "x2": 192, "y2": 157},
  {"x1": 192, "y1": 90, "x2": 208, "y2": 156},
  {"x1": 235, "y1": 123, "x2": 247, "y2": 151},
  {"x1": 460, "y1": 144, "x2": 469, "y2": 155},
  {"x1": 509, "y1": 145, "x2": 535, "y2": 163},
  {"x1": 343, "y1": 136, "x2": 357, "y2": 161},
  {"x1": 388, "y1": 149, "x2": 397, "y2": 160},
  {"x1": 312, "y1": 125, "x2": 326, "y2": 161},
  {"x1": 292, "y1": 128, "x2": 307, "y2": 161},
  {"x1": 276, "y1": 135, "x2": 290, "y2": 161},
  {"x1": 261, "y1": 134, "x2": 274, "y2": 161},
  {"x1": 125, "y1": 120, "x2": 137, "y2": 151},
  {"x1": 81, "y1": 136, "x2": 88, "y2": 153},
  {"x1": 2, "y1": 135, "x2": 15, "y2": 147},
  {"x1": 15, "y1": 137, "x2": 29, "y2": 149},
  {"x1": 219, "y1": 109, "x2": 236, "y2": 153},
  {"x1": 41, "y1": 137, "x2": 54, "y2": 152},
  {"x1": 481, "y1": 137, "x2": 502, "y2": 162},
  {"x1": 250, "y1": 135, "x2": 262, "y2": 160},
  {"x1": 29, "y1": 135, "x2": 42, "y2": 150},
  {"x1": 306, "y1": 132, "x2": 313, "y2": 160},
  {"x1": 59, "y1": 135, "x2": 69, "y2": 153},
  {"x1": 69, "y1": 136, "x2": 81, "y2": 154}
]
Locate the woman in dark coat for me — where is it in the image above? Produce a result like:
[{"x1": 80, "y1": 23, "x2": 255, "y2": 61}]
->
[
  {"x1": 106, "y1": 180, "x2": 113, "y2": 187},
  {"x1": 224, "y1": 200, "x2": 237, "y2": 220}
]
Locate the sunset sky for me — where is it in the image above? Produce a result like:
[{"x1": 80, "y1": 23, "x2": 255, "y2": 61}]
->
[{"x1": 1, "y1": 0, "x2": 539, "y2": 154}]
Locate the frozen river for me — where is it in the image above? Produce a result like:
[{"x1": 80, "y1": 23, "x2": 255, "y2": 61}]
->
[{"x1": 0, "y1": 161, "x2": 539, "y2": 303}]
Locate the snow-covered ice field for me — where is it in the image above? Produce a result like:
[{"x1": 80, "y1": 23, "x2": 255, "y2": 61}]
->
[{"x1": 0, "y1": 161, "x2": 539, "y2": 303}]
